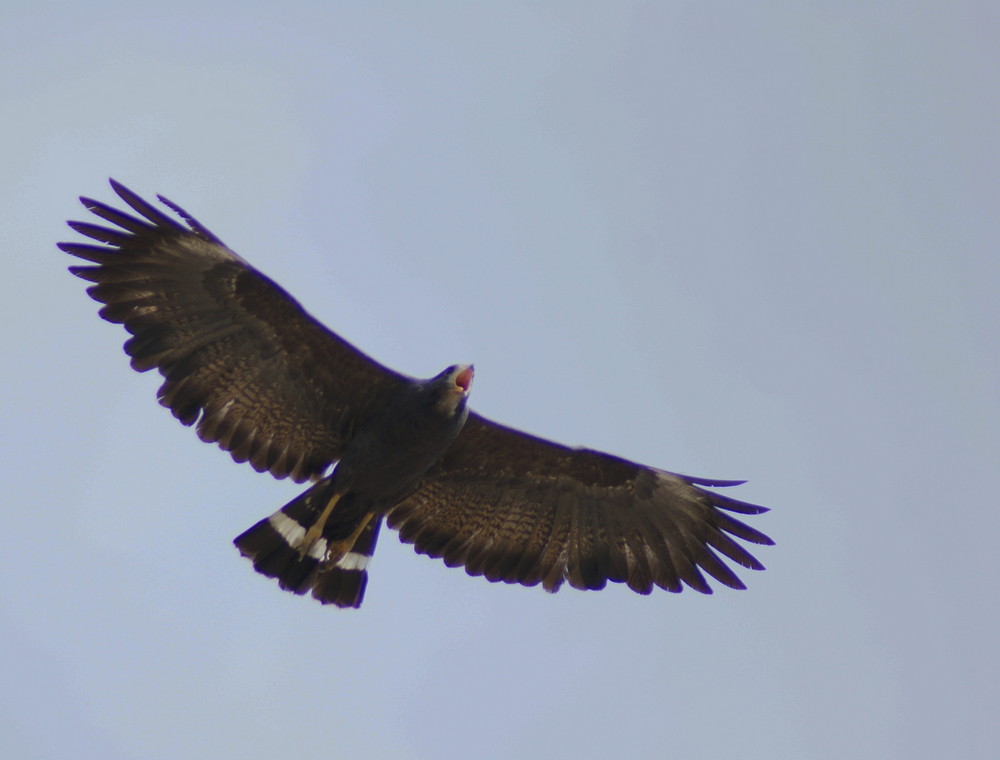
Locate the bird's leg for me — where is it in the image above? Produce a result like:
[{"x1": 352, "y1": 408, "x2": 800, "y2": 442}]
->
[
  {"x1": 298, "y1": 491, "x2": 342, "y2": 557},
  {"x1": 322, "y1": 512, "x2": 375, "y2": 564}
]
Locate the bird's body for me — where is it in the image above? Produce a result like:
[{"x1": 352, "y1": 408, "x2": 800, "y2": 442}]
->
[
  {"x1": 60, "y1": 180, "x2": 773, "y2": 608},
  {"x1": 235, "y1": 364, "x2": 473, "y2": 605},
  {"x1": 328, "y1": 365, "x2": 473, "y2": 502}
]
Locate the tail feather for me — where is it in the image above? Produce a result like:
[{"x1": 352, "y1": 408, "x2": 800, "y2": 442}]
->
[
  {"x1": 312, "y1": 556, "x2": 369, "y2": 606},
  {"x1": 234, "y1": 480, "x2": 382, "y2": 608}
]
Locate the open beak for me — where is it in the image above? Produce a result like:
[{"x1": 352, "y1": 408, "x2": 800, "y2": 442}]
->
[{"x1": 454, "y1": 364, "x2": 474, "y2": 394}]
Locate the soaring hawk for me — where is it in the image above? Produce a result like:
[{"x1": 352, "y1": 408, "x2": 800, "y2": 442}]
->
[{"x1": 60, "y1": 180, "x2": 773, "y2": 608}]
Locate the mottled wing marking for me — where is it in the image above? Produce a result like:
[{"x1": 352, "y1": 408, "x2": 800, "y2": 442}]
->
[
  {"x1": 388, "y1": 413, "x2": 772, "y2": 595},
  {"x1": 60, "y1": 180, "x2": 405, "y2": 482}
]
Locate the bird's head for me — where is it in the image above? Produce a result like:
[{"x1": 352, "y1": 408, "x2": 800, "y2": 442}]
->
[{"x1": 429, "y1": 363, "x2": 474, "y2": 417}]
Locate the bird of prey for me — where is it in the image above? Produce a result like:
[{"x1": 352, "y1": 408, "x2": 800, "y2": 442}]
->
[{"x1": 60, "y1": 180, "x2": 773, "y2": 609}]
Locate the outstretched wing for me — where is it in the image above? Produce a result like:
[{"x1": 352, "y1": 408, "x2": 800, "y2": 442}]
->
[
  {"x1": 388, "y1": 413, "x2": 773, "y2": 595},
  {"x1": 59, "y1": 179, "x2": 405, "y2": 482}
]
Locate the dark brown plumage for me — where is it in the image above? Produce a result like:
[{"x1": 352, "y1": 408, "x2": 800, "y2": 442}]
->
[{"x1": 60, "y1": 180, "x2": 773, "y2": 608}]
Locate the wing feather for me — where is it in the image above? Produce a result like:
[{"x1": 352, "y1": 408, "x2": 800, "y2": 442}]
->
[
  {"x1": 387, "y1": 413, "x2": 773, "y2": 596},
  {"x1": 60, "y1": 180, "x2": 405, "y2": 482}
]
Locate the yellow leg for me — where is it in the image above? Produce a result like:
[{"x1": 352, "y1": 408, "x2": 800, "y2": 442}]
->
[
  {"x1": 323, "y1": 512, "x2": 375, "y2": 563},
  {"x1": 299, "y1": 491, "x2": 342, "y2": 557}
]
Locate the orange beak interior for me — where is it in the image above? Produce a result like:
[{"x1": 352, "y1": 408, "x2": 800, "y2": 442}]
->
[{"x1": 454, "y1": 365, "x2": 474, "y2": 392}]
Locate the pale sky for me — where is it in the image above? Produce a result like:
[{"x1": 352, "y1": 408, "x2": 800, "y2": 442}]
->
[{"x1": 3, "y1": 3, "x2": 998, "y2": 759}]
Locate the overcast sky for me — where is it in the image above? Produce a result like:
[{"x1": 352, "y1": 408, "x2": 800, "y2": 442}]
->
[{"x1": 3, "y1": 3, "x2": 998, "y2": 759}]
